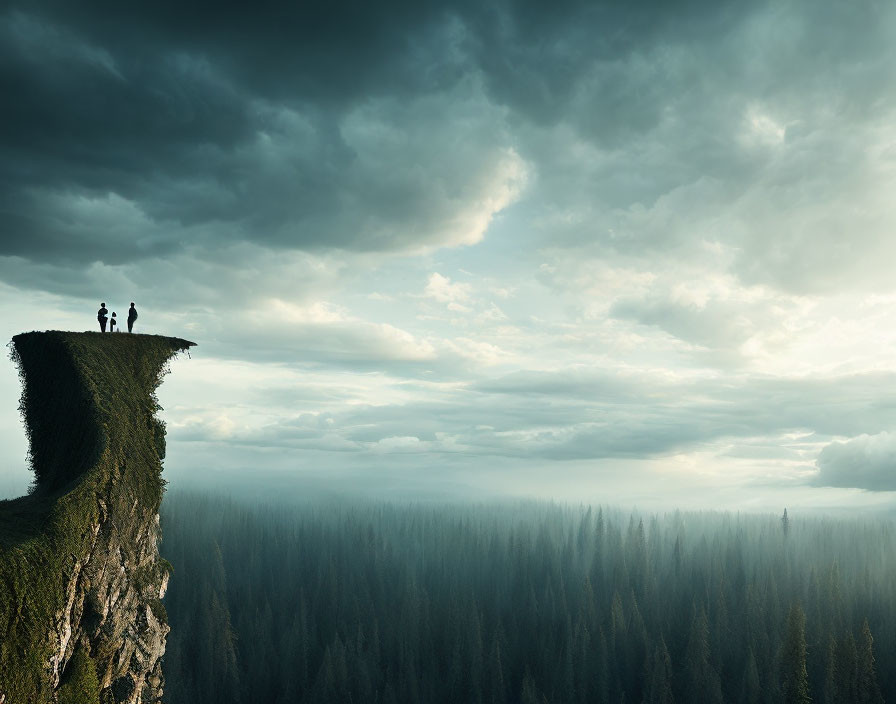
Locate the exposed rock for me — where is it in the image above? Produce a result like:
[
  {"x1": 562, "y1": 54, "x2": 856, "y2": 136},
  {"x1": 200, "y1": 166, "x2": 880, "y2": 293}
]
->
[{"x1": 0, "y1": 332, "x2": 194, "y2": 703}]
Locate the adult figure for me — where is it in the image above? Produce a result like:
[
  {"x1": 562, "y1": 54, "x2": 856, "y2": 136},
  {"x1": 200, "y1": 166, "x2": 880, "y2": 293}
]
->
[
  {"x1": 109, "y1": 312, "x2": 117, "y2": 333},
  {"x1": 97, "y1": 303, "x2": 108, "y2": 332},
  {"x1": 127, "y1": 302, "x2": 138, "y2": 333}
]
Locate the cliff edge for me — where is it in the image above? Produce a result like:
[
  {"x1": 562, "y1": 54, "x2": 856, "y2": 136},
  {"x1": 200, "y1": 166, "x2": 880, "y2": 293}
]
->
[{"x1": 0, "y1": 332, "x2": 194, "y2": 703}]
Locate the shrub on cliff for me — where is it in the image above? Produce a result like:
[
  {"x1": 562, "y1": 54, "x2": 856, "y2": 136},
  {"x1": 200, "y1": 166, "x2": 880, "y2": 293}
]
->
[{"x1": 57, "y1": 649, "x2": 99, "y2": 704}]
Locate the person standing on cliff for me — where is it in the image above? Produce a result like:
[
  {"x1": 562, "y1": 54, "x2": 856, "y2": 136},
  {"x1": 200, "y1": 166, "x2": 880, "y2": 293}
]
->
[
  {"x1": 97, "y1": 303, "x2": 108, "y2": 332},
  {"x1": 109, "y1": 312, "x2": 118, "y2": 333},
  {"x1": 127, "y1": 302, "x2": 138, "y2": 333}
]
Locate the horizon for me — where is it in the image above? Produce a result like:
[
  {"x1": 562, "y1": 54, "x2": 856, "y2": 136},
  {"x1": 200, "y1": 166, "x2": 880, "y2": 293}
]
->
[{"x1": 3, "y1": 0, "x2": 896, "y2": 513}]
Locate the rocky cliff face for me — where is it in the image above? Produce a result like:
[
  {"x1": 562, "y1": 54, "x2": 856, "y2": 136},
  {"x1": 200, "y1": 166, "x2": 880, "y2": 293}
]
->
[
  {"x1": 0, "y1": 332, "x2": 194, "y2": 703},
  {"x1": 47, "y1": 488, "x2": 170, "y2": 702}
]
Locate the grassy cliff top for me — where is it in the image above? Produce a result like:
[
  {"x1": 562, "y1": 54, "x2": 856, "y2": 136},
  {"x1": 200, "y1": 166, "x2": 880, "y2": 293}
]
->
[
  {"x1": 10, "y1": 331, "x2": 194, "y2": 493},
  {"x1": 0, "y1": 331, "x2": 193, "y2": 700}
]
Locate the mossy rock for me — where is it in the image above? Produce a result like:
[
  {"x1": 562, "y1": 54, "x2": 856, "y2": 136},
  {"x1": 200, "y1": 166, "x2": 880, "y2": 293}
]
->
[{"x1": 0, "y1": 332, "x2": 194, "y2": 702}]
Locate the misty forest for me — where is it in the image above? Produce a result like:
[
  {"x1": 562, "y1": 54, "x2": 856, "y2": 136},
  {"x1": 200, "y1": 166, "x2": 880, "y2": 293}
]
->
[{"x1": 161, "y1": 493, "x2": 892, "y2": 704}]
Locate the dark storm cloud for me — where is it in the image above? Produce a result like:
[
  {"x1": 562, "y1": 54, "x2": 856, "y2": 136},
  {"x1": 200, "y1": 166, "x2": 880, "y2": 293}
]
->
[
  {"x1": 814, "y1": 433, "x2": 896, "y2": 492},
  {"x1": 1, "y1": 1, "x2": 499, "y2": 263},
  {"x1": 0, "y1": 0, "x2": 765, "y2": 268},
  {"x1": 17, "y1": 0, "x2": 750, "y2": 111},
  {"x1": 4, "y1": 0, "x2": 895, "y2": 292}
]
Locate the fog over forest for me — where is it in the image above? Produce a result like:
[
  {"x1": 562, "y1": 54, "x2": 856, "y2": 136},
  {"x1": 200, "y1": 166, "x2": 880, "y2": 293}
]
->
[{"x1": 162, "y1": 491, "x2": 893, "y2": 703}]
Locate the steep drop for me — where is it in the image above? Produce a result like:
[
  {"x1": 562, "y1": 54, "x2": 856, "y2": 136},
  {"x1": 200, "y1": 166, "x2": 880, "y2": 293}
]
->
[{"x1": 0, "y1": 332, "x2": 194, "y2": 703}]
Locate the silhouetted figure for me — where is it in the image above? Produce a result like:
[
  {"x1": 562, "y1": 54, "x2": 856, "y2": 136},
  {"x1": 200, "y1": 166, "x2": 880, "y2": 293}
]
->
[
  {"x1": 97, "y1": 303, "x2": 108, "y2": 332},
  {"x1": 127, "y1": 302, "x2": 138, "y2": 333},
  {"x1": 110, "y1": 312, "x2": 117, "y2": 333}
]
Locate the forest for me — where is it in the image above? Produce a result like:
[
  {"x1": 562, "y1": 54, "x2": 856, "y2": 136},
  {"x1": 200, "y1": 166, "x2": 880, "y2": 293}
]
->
[{"x1": 161, "y1": 493, "x2": 893, "y2": 703}]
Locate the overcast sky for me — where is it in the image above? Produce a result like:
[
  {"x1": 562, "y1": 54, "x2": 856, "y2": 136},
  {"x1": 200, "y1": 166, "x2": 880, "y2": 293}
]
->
[{"x1": 3, "y1": 0, "x2": 896, "y2": 510}]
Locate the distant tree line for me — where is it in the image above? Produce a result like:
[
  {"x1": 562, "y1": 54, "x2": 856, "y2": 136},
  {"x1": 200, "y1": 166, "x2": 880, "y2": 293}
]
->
[{"x1": 161, "y1": 494, "x2": 892, "y2": 703}]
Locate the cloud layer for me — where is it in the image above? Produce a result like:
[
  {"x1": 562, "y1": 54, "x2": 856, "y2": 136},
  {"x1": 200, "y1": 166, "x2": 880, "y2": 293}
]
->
[
  {"x1": 3, "y1": 0, "x2": 896, "y2": 504},
  {"x1": 815, "y1": 433, "x2": 896, "y2": 491}
]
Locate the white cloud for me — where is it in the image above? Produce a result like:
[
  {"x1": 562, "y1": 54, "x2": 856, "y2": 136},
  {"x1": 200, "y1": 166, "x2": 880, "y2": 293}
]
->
[
  {"x1": 741, "y1": 105, "x2": 787, "y2": 147},
  {"x1": 424, "y1": 273, "x2": 472, "y2": 306},
  {"x1": 444, "y1": 338, "x2": 508, "y2": 366}
]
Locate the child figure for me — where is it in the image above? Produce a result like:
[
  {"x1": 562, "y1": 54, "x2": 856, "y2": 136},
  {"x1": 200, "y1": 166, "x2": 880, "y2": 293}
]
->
[{"x1": 110, "y1": 312, "x2": 117, "y2": 333}]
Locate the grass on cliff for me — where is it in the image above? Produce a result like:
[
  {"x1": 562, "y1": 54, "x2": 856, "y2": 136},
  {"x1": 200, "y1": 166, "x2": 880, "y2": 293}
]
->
[
  {"x1": 0, "y1": 332, "x2": 193, "y2": 702},
  {"x1": 57, "y1": 648, "x2": 100, "y2": 704}
]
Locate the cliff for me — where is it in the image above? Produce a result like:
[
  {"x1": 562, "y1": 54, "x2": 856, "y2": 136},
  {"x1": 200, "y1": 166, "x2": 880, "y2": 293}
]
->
[{"x1": 0, "y1": 332, "x2": 194, "y2": 703}]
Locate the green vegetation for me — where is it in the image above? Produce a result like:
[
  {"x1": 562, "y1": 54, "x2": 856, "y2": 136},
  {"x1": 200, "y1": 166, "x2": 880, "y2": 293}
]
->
[
  {"x1": 0, "y1": 332, "x2": 193, "y2": 702},
  {"x1": 163, "y1": 493, "x2": 894, "y2": 704},
  {"x1": 57, "y1": 648, "x2": 100, "y2": 704},
  {"x1": 780, "y1": 604, "x2": 810, "y2": 704}
]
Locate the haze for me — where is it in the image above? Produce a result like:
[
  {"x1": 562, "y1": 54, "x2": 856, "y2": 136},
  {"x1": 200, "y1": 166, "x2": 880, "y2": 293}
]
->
[{"x1": 2, "y1": 0, "x2": 896, "y2": 512}]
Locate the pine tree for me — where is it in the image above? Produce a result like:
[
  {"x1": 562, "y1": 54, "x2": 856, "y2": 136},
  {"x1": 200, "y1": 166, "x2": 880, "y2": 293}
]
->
[
  {"x1": 683, "y1": 609, "x2": 723, "y2": 704},
  {"x1": 836, "y1": 632, "x2": 859, "y2": 702},
  {"x1": 626, "y1": 593, "x2": 649, "y2": 701},
  {"x1": 823, "y1": 635, "x2": 838, "y2": 704},
  {"x1": 487, "y1": 633, "x2": 507, "y2": 704},
  {"x1": 466, "y1": 607, "x2": 485, "y2": 704},
  {"x1": 158, "y1": 491, "x2": 896, "y2": 704},
  {"x1": 596, "y1": 626, "x2": 610, "y2": 704},
  {"x1": 857, "y1": 619, "x2": 884, "y2": 704},
  {"x1": 573, "y1": 614, "x2": 592, "y2": 703},
  {"x1": 310, "y1": 645, "x2": 337, "y2": 704},
  {"x1": 521, "y1": 672, "x2": 549, "y2": 704},
  {"x1": 641, "y1": 640, "x2": 674, "y2": 704},
  {"x1": 780, "y1": 603, "x2": 811, "y2": 704},
  {"x1": 738, "y1": 647, "x2": 761, "y2": 704},
  {"x1": 203, "y1": 590, "x2": 240, "y2": 702},
  {"x1": 609, "y1": 590, "x2": 627, "y2": 699}
]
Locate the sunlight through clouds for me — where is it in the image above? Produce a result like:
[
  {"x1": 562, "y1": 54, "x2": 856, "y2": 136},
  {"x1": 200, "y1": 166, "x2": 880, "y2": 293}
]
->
[{"x1": 3, "y1": 0, "x2": 896, "y2": 508}]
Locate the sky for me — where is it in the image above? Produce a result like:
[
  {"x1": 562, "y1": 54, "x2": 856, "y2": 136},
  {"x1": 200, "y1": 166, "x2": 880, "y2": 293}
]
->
[{"x1": 2, "y1": 0, "x2": 896, "y2": 511}]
